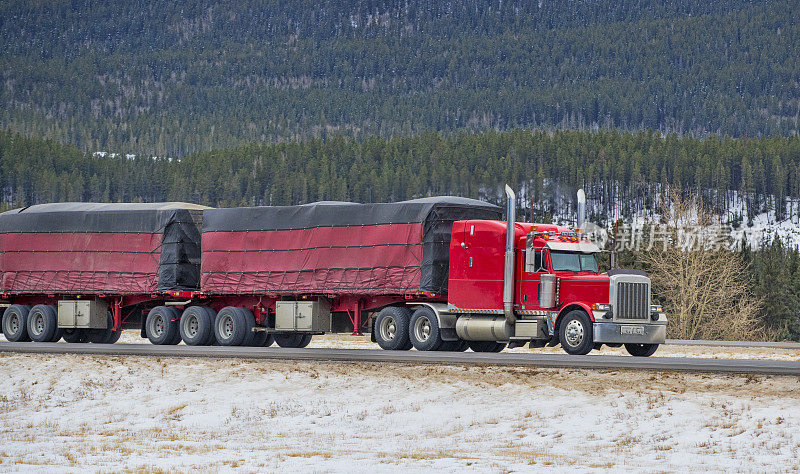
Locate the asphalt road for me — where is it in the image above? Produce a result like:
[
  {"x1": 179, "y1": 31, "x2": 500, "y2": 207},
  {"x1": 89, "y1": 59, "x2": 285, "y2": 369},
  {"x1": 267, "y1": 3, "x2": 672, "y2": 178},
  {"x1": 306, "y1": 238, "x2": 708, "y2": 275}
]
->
[{"x1": 2, "y1": 341, "x2": 800, "y2": 376}]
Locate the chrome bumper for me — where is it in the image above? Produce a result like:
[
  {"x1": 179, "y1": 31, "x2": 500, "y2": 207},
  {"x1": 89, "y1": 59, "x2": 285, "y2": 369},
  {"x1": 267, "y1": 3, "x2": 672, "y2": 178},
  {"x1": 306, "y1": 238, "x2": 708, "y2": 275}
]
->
[{"x1": 593, "y1": 321, "x2": 666, "y2": 345}]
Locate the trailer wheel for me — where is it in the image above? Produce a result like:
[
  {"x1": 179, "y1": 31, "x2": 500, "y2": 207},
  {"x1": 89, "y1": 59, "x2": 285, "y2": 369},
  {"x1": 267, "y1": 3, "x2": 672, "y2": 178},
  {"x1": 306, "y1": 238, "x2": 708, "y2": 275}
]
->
[
  {"x1": 236, "y1": 308, "x2": 256, "y2": 346},
  {"x1": 558, "y1": 310, "x2": 594, "y2": 355},
  {"x1": 27, "y1": 305, "x2": 58, "y2": 342},
  {"x1": 373, "y1": 306, "x2": 412, "y2": 350},
  {"x1": 297, "y1": 334, "x2": 312, "y2": 348},
  {"x1": 202, "y1": 307, "x2": 218, "y2": 345},
  {"x1": 180, "y1": 306, "x2": 215, "y2": 346},
  {"x1": 250, "y1": 331, "x2": 268, "y2": 346},
  {"x1": 625, "y1": 343, "x2": 659, "y2": 357},
  {"x1": 274, "y1": 333, "x2": 303, "y2": 348},
  {"x1": 146, "y1": 306, "x2": 180, "y2": 345},
  {"x1": 2, "y1": 305, "x2": 31, "y2": 342},
  {"x1": 263, "y1": 334, "x2": 275, "y2": 347},
  {"x1": 86, "y1": 312, "x2": 122, "y2": 344},
  {"x1": 50, "y1": 307, "x2": 65, "y2": 342},
  {"x1": 213, "y1": 307, "x2": 254, "y2": 346},
  {"x1": 105, "y1": 327, "x2": 122, "y2": 344},
  {"x1": 409, "y1": 307, "x2": 443, "y2": 351},
  {"x1": 467, "y1": 341, "x2": 506, "y2": 352},
  {"x1": 62, "y1": 329, "x2": 87, "y2": 343}
]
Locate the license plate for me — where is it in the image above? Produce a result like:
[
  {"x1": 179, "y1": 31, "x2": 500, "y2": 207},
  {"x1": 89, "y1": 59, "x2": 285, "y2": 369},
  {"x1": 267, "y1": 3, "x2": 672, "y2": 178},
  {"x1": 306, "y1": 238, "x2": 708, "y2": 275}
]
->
[{"x1": 621, "y1": 325, "x2": 645, "y2": 335}]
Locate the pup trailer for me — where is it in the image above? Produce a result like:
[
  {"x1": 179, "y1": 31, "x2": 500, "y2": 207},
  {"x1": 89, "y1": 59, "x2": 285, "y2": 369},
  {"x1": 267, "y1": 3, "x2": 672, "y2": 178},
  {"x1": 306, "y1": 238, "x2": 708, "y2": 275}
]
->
[{"x1": 0, "y1": 187, "x2": 666, "y2": 356}]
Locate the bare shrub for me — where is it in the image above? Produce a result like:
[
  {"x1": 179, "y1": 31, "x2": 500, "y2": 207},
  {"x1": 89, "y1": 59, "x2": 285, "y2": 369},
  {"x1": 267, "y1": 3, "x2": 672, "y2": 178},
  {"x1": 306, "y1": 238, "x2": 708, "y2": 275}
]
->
[{"x1": 640, "y1": 191, "x2": 766, "y2": 340}]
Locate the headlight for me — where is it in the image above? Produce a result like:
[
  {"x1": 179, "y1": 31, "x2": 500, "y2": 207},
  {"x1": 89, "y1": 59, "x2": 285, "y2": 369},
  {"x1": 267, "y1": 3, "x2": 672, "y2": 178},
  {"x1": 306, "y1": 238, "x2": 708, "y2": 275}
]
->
[
  {"x1": 650, "y1": 305, "x2": 663, "y2": 313},
  {"x1": 592, "y1": 303, "x2": 611, "y2": 311}
]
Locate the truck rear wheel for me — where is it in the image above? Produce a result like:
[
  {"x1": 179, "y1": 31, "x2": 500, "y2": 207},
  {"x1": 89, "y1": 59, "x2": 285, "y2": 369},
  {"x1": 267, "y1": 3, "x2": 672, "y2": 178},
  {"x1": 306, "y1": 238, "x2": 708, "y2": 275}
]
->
[
  {"x1": 3, "y1": 305, "x2": 31, "y2": 342},
  {"x1": 558, "y1": 310, "x2": 594, "y2": 355},
  {"x1": 467, "y1": 341, "x2": 506, "y2": 352},
  {"x1": 146, "y1": 306, "x2": 180, "y2": 345},
  {"x1": 263, "y1": 334, "x2": 275, "y2": 347},
  {"x1": 438, "y1": 339, "x2": 469, "y2": 351},
  {"x1": 409, "y1": 307, "x2": 443, "y2": 351},
  {"x1": 374, "y1": 306, "x2": 412, "y2": 350},
  {"x1": 180, "y1": 306, "x2": 215, "y2": 346},
  {"x1": 625, "y1": 343, "x2": 659, "y2": 357},
  {"x1": 27, "y1": 305, "x2": 59, "y2": 342},
  {"x1": 213, "y1": 307, "x2": 255, "y2": 346}
]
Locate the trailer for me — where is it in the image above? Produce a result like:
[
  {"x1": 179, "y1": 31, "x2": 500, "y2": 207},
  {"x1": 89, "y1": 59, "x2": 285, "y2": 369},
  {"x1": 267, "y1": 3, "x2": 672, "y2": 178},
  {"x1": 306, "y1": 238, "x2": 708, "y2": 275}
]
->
[
  {"x1": 1, "y1": 188, "x2": 666, "y2": 356},
  {"x1": 0, "y1": 202, "x2": 206, "y2": 343}
]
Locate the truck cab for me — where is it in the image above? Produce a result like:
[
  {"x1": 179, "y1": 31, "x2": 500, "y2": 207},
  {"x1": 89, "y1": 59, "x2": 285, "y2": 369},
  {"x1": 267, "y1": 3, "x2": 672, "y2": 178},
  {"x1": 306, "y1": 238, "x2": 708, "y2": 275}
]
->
[{"x1": 445, "y1": 190, "x2": 666, "y2": 356}]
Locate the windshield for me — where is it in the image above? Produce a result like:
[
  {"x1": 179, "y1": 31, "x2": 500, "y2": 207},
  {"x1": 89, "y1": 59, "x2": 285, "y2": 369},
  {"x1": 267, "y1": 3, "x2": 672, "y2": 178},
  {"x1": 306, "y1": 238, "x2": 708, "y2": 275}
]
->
[{"x1": 550, "y1": 251, "x2": 599, "y2": 273}]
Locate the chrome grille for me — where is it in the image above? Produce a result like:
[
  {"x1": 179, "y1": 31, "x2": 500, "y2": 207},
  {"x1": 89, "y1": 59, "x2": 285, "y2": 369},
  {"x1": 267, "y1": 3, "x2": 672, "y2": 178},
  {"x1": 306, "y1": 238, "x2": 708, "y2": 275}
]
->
[{"x1": 615, "y1": 282, "x2": 649, "y2": 320}]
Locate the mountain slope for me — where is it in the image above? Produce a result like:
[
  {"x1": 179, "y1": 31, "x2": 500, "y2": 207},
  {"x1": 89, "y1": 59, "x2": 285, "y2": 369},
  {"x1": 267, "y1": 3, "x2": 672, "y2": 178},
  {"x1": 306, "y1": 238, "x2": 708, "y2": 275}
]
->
[{"x1": 1, "y1": 0, "x2": 798, "y2": 156}]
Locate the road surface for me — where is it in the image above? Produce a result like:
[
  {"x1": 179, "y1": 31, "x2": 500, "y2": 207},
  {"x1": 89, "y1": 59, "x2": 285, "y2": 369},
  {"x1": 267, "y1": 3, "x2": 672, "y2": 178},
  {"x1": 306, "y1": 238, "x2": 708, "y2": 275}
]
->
[{"x1": 2, "y1": 341, "x2": 800, "y2": 375}]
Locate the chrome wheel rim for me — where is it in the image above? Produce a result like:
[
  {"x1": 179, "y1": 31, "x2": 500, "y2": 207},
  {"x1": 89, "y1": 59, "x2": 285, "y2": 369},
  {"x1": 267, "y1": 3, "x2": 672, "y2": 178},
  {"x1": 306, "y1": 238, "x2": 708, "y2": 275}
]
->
[
  {"x1": 413, "y1": 317, "x2": 431, "y2": 342},
  {"x1": 564, "y1": 319, "x2": 584, "y2": 347},
  {"x1": 8, "y1": 314, "x2": 19, "y2": 334},
  {"x1": 219, "y1": 314, "x2": 234, "y2": 339},
  {"x1": 149, "y1": 314, "x2": 164, "y2": 337},
  {"x1": 31, "y1": 313, "x2": 44, "y2": 336},
  {"x1": 379, "y1": 316, "x2": 396, "y2": 341},
  {"x1": 185, "y1": 315, "x2": 198, "y2": 338}
]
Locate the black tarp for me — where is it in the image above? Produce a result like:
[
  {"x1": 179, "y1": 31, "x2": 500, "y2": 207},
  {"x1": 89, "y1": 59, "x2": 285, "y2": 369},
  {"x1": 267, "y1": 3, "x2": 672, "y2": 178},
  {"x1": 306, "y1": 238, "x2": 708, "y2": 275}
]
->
[{"x1": 203, "y1": 197, "x2": 502, "y2": 294}]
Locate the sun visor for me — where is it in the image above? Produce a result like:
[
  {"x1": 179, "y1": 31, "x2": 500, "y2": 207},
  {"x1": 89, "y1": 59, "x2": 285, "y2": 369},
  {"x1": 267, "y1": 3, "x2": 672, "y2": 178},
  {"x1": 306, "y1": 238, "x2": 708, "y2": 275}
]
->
[{"x1": 545, "y1": 240, "x2": 601, "y2": 253}]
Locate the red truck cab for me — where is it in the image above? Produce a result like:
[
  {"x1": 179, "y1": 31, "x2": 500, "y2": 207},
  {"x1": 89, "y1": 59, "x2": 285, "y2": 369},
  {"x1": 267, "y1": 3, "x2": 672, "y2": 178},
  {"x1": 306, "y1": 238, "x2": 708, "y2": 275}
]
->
[{"x1": 443, "y1": 204, "x2": 666, "y2": 356}]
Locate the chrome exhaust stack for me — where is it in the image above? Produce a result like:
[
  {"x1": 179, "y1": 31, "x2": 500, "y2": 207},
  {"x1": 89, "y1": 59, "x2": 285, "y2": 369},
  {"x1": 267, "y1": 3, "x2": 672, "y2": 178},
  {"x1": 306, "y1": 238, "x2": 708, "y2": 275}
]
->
[
  {"x1": 577, "y1": 188, "x2": 586, "y2": 232},
  {"x1": 503, "y1": 185, "x2": 516, "y2": 324}
]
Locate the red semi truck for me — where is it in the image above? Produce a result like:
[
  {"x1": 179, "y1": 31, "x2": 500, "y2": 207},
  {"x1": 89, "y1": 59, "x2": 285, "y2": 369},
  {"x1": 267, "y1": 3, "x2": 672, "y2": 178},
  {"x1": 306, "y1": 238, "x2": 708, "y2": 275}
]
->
[{"x1": 0, "y1": 187, "x2": 666, "y2": 356}]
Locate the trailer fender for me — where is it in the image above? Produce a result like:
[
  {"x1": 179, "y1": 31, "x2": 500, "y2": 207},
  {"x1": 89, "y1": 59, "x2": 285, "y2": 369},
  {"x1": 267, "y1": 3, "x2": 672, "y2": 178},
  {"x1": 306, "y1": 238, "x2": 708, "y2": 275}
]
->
[{"x1": 408, "y1": 302, "x2": 458, "y2": 341}]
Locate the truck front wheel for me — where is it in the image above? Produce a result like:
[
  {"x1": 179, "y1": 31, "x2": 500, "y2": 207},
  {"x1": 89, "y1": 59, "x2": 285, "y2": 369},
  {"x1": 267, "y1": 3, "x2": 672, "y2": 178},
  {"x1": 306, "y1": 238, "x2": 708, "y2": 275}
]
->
[
  {"x1": 625, "y1": 343, "x2": 659, "y2": 357},
  {"x1": 558, "y1": 310, "x2": 594, "y2": 355}
]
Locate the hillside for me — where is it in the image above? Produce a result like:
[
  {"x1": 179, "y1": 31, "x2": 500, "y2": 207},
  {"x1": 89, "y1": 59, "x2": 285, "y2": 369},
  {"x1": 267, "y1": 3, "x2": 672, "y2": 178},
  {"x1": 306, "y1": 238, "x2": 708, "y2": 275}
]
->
[
  {"x1": 1, "y1": 0, "x2": 798, "y2": 156},
  {"x1": 4, "y1": 128, "x2": 800, "y2": 221}
]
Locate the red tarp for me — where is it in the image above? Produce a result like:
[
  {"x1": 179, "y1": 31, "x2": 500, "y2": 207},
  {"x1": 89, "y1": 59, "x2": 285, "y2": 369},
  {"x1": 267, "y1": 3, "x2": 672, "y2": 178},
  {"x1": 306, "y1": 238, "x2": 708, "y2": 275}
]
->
[
  {"x1": 0, "y1": 232, "x2": 163, "y2": 293},
  {"x1": 200, "y1": 223, "x2": 424, "y2": 295}
]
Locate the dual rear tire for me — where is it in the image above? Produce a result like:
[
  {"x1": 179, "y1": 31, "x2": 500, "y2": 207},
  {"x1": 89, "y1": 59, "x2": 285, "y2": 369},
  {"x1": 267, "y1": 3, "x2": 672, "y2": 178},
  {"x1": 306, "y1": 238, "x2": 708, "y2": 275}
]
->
[
  {"x1": 149, "y1": 305, "x2": 284, "y2": 347},
  {"x1": 3, "y1": 305, "x2": 32, "y2": 342},
  {"x1": 27, "y1": 305, "x2": 63, "y2": 342},
  {"x1": 145, "y1": 306, "x2": 182, "y2": 345},
  {"x1": 4, "y1": 304, "x2": 119, "y2": 344},
  {"x1": 373, "y1": 306, "x2": 501, "y2": 352}
]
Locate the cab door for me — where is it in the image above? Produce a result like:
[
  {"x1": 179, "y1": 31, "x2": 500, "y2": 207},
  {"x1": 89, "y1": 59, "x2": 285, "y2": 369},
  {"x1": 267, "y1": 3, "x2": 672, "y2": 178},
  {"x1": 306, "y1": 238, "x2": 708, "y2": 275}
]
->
[{"x1": 517, "y1": 238, "x2": 546, "y2": 310}]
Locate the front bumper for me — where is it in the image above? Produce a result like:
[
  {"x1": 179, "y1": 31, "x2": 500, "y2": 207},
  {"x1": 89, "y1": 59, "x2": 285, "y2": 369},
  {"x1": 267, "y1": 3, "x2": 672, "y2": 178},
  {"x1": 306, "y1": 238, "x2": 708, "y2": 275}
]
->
[{"x1": 593, "y1": 321, "x2": 666, "y2": 345}]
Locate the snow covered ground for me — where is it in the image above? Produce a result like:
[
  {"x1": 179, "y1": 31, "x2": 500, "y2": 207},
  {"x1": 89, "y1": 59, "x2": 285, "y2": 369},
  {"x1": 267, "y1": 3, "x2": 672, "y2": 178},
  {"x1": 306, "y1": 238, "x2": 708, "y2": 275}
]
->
[{"x1": 2, "y1": 340, "x2": 800, "y2": 471}]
